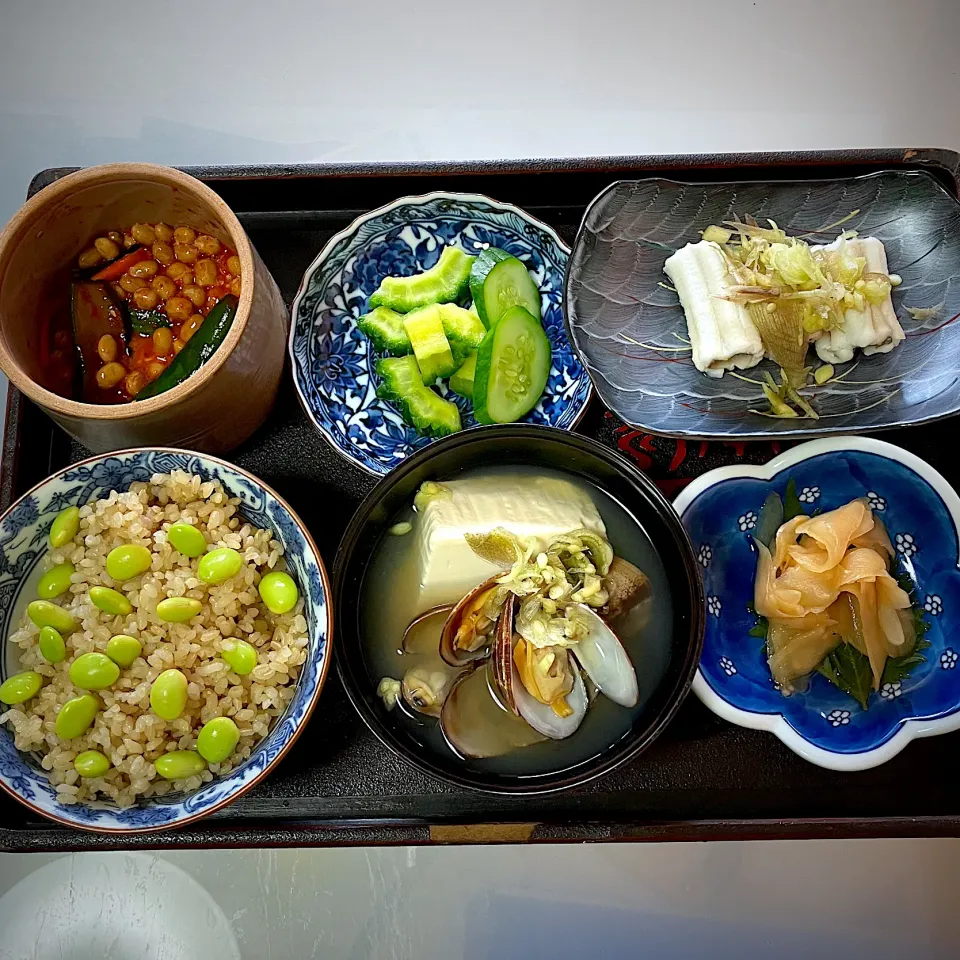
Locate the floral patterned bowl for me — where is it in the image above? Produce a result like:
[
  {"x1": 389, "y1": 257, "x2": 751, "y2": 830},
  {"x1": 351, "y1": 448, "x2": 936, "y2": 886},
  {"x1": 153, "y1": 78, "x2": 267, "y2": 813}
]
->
[
  {"x1": 673, "y1": 437, "x2": 960, "y2": 771},
  {"x1": 0, "y1": 449, "x2": 331, "y2": 833},
  {"x1": 288, "y1": 192, "x2": 592, "y2": 476}
]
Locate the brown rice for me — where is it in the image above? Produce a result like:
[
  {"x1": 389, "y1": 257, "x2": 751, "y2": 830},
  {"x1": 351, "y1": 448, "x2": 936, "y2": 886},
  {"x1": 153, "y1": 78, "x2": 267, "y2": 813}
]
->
[{"x1": 0, "y1": 470, "x2": 308, "y2": 807}]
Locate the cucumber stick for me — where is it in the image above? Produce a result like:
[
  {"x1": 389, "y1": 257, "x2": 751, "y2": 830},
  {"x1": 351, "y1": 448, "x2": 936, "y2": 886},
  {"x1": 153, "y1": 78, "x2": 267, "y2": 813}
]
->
[
  {"x1": 136, "y1": 296, "x2": 238, "y2": 401},
  {"x1": 473, "y1": 306, "x2": 551, "y2": 424},
  {"x1": 449, "y1": 352, "x2": 477, "y2": 399},
  {"x1": 469, "y1": 248, "x2": 541, "y2": 328},
  {"x1": 357, "y1": 307, "x2": 411, "y2": 355},
  {"x1": 369, "y1": 246, "x2": 475, "y2": 313},
  {"x1": 376, "y1": 355, "x2": 461, "y2": 437},
  {"x1": 402, "y1": 305, "x2": 457, "y2": 384}
]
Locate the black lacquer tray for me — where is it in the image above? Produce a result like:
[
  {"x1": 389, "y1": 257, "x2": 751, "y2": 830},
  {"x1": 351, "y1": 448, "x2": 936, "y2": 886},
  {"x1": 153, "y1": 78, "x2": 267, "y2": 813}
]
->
[{"x1": 3, "y1": 149, "x2": 960, "y2": 851}]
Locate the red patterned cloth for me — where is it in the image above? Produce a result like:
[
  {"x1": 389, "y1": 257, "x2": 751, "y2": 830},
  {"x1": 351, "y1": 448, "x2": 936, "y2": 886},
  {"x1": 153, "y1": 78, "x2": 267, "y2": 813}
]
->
[{"x1": 584, "y1": 408, "x2": 787, "y2": 500}]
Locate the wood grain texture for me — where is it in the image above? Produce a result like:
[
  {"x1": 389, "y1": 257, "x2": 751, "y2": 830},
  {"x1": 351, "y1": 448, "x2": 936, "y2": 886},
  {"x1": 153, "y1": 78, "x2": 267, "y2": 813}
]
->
[
  {"x1": 430, "y1": 823, "x2": 537, "y2": 844},
  {"x1": 0, "y1": 163, "x2": 287, "y2": 453}
]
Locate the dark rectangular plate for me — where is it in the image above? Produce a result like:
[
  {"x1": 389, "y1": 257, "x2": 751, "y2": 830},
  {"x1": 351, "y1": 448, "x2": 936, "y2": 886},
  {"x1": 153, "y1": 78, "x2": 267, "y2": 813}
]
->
[
  {"x1": 564, "y1": 169, "x2": 960, "y2": 438},
  {"x1": 3, "y1": 150, "x2": 960, "y2": 852}
]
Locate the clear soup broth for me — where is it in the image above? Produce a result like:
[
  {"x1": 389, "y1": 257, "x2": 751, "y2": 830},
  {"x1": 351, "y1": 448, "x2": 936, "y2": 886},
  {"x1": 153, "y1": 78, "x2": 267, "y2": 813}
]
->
[{"x1": 360, "y1": 465, "x2": 674, "y2": 775}]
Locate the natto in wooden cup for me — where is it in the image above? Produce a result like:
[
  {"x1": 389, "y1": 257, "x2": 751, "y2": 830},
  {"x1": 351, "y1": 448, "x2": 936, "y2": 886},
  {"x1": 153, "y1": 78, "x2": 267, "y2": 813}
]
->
[{"x1": 0, "y1": 163, "x2": 287, "y2": 453}]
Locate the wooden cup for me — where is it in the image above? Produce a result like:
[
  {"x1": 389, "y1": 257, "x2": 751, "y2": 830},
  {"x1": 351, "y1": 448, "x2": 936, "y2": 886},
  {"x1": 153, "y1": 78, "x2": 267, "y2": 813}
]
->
[{"x1": 0, "y1": 163, "x2": 287, "y2": 453}]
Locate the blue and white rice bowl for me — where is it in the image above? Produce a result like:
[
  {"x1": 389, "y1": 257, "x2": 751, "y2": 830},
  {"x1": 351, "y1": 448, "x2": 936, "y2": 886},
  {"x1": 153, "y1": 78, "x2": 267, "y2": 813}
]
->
[
  {"x1": 0, "y1": 449, "x2": 331, "y2": 833},
  {"x1": 674, "y1": 437, "x2": 960, "y2": 771}
]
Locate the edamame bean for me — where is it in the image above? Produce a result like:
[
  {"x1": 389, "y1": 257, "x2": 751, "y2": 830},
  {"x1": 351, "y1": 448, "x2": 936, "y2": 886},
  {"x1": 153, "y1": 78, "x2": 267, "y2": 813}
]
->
[
  {"x1": 197, "y1": 548, "x2": 243, "y2": 586},
  {"x1": 0, "y1": 671, "x2": 42, "y2": 705},
  {"x1": 37, "y1": 563, "x2": 75, "y2": 600},
  {"x1": 38, "y1": 625, "x2": 67, "y2": 663},
  {"x1": 258, "y1": 571, "x2": 299, "y2": 615},
  {"x1": 150, "y1": 669, "x2": 188, "y2": 720},
  {"x1": 49, "y1": 506, "x2": 80, "y2": 548},
  {"x1": 168, "y1": 522, "x2": 206, "y2": 557},
  {"x1": 221, "y1": 639, "x2": 257, "y2": 676},
  {"x1": 154, "y1": 751, "x2": 207, "y2": 780},
  {"x1": 156, "y1": 597, "x2": 202, "y2": 622},
  {"x1": 105, "y1": 634, "x2": 141, "y2": 668},
  {"x1": 89, "y1": 586, "x2": 133, "y2": 616},
  {"x1": 105, "y1": 544, "x2": 152, "y2": 582},
  {"x1": 27, "y1": 600, "x2": 76, "y2": 634},
  {"x1": 55, "y1": 694, "x2": 99, "y2": 738},
  {"x1": 69, "y1": 652, "x2": 120, "y2": 690},
  {"x1": 196, "y1": 716, "x2": 240, "y2": 764},
  {"x1": 74, "y1": 750, "x2": 111, "y2": 778}
]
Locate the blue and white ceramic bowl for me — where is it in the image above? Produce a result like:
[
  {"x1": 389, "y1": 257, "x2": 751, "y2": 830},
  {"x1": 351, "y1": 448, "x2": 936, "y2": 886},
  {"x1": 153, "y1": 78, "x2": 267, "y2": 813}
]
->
[
  {"x1": 673, "y1": 437, "x2": 960, "y2": 771},
  {"x1": 289, "y1": 191, "x2": 592, "y2": 476},
  {"x1": 0, "y1": 449, "x2": 331, "y2": 833}
]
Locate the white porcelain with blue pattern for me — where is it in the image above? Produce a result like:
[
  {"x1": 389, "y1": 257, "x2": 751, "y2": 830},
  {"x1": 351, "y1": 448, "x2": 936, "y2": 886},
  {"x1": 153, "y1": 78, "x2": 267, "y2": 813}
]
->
[
  {"x1": 0, "y1": 449, "x2": 331, "y2": 833},
  {"x1": 674, "y1": 437, "x2": 960, "y2": 771},
  {"x1": 288, "y1": 192, "x2": 592, "y2": 476}
]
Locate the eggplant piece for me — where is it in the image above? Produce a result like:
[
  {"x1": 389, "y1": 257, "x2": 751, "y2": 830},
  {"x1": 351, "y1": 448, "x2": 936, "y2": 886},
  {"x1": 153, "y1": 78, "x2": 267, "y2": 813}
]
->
[
  {"x1": 71, "y1": 281, "x2": 126, "y2": 401},
  {"x1": 40, "y1": 308, "x2": 79, "y2": 399}
]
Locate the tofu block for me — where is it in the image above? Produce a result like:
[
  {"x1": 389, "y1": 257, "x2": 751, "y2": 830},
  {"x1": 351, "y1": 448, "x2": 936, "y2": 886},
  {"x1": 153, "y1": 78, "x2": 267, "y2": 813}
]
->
[{"x1": 415, "y1": 475, "x2": 606, "y2": 610}]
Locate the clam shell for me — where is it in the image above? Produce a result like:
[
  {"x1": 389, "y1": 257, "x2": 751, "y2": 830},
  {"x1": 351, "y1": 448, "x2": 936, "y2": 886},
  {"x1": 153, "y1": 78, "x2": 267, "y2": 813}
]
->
[
  {"x1": 511, "y1": 658, "x2": 588, "y2": 739},
  {"x1": 401, "y1": 665, "x2": 459, "y2": 717},
  {"x1": 402, "y1": 605, "x2": 454, "y2": 654},
  {"x1": 440, "y1": 662, "x2": 545, "y2": 759},
  {"x1": 571, "y1": 604, "x2": 639, "y2": 707},
  {"x1": 600, "y1": 557, "x2": 650, "y2": 622},
  {"x1": 491, "y1": 593, "x2": 518, "y2": 714},
  {"x1": 439, "y1": 576, "x2": 500, "y2": 668}
]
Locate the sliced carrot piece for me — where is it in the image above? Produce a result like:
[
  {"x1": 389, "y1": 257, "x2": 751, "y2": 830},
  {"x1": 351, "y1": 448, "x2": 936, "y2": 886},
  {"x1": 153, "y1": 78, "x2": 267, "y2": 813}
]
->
[{"x1": 91, "y1": 247, "x2": 151, "y2": 282}]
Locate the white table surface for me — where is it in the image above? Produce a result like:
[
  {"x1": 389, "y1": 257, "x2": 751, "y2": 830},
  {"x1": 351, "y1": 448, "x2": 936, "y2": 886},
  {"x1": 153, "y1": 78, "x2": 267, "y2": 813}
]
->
[
  {"x1": 2, "y1": 1, "x2": 960, "y2": 957},
  {"x1": 1, "y1": 839, "x2": 958, "y2": 959}
]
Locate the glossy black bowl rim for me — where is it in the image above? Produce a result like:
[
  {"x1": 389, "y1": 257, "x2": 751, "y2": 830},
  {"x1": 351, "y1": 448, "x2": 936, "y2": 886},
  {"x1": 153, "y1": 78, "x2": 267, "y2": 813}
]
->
[{"x1": 333, "y1": 423, "x2": 705, "y2": 796}]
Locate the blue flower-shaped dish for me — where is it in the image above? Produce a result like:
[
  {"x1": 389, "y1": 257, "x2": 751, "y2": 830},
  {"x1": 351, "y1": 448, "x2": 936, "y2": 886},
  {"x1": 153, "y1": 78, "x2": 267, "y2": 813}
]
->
[
  {"x1": 673, "y1": 437, "x2": 960, "y2": 771},
  {"x1": 289, "y1": 192, "x2": 592, "y2": 476},
  {"x1": 0, "y1": 449, "x2": 331, "y2": 833}
]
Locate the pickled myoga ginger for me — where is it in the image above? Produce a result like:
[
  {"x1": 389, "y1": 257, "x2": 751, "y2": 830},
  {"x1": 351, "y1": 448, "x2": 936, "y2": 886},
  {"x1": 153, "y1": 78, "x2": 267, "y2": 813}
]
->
[{"x1": 754, "y1": 497, "x2": 915, "y2": 695}]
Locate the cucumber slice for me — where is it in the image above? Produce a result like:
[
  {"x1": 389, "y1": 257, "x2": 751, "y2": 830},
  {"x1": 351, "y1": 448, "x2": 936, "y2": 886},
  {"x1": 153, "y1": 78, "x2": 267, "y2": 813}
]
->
[
  {"x1": 468, "y1": 248, "x2": 511, "y2": 324},
  {"x1": 473, "y1": 306, "x2": 551, "y2": 424},
  {"x1": 369, "y1": 246, "x2": 475, "y2": 313},
  {"x1": 357, "y1": 307, "x2": 412, "y2": 355},
  {"x1": 376, "y1": 355, "x2": 461, "y2": 437},
  {"x1": 439, "y1": 304, "x2": 486, "y2": 365},
  {"x1": 449, "y1": 352, "x2": 477, "y2": 400},
  {"x1": 402, "y1": 305, "x2": 458, "y2": 384},
  {"x1": 469, "y1": 248, "x2": 541, "y2": 328}
]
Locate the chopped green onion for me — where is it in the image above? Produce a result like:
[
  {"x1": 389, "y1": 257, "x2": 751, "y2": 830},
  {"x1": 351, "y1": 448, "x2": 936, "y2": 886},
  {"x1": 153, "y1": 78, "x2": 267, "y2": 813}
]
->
[
  {"x1": 761, "y1": 383, "x2": 799, "y2": 418},
  {"x1": 906, "y1": 302, "x2": 944, "y2": 322},
  {"x1": 702, "y1": 225, "x2": 732, "y2": 244}
]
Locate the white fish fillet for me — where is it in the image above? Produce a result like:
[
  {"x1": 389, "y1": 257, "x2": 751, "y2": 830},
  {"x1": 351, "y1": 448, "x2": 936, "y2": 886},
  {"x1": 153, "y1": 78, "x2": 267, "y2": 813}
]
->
[
  {"x1": 663, "y1": 241, "x2": 764, "y2": 378},
  {"x1": 813, "y1": 237, "x2": 905, "y2": 364}
]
